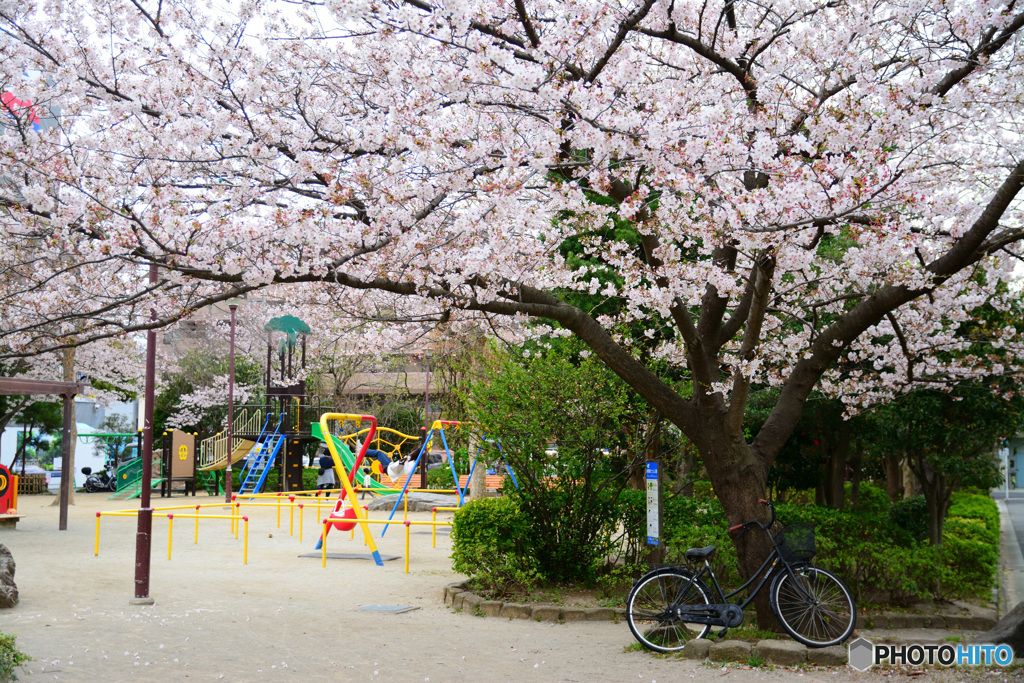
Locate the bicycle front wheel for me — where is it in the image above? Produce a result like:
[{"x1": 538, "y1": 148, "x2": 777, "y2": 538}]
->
[
  {"x1": 770, "y1": 565, "x2": 855, "y2": 648},
  {"x1": 626, "y1": 568, "x2": 712, "y2": 653}
]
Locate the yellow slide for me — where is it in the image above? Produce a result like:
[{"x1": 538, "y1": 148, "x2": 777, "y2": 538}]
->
[{"x1": 197, "y1": 439, "x2": 256, "y2": 472}]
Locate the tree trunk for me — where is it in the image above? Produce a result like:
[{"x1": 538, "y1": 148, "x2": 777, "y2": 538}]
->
[
  {"x1": 909, "y1": 456, "x2": 947, "y2": 546},
  {"x1": 849, "y1": 448, "x2": 862, "y2": 510},
  {"x1": 468, "y1": 429, "x2": 484, "y2": 501},
  {"x1": 698, "y1": 431, "x2": 779, "y2": 630},
  {"x1": 677, "y1": 445, "x2": 695, "y2": 498},
  {"x1": 902, "y1": 460, "x2": 916, "y2": 499},
  {"x1": 51, "y1": 348, "x2": 77, "y2": 507},
  {"x1": 827, "y1": 421, "x2": 850, "y2": 510},
  {"x1": 884, "y1": 454, "x2": 903, "y2": 503}
]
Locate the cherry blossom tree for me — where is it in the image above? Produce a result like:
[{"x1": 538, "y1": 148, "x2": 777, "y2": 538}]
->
[{"x1": 2, "y1": 0, "x2": 1023, "y2": 620}]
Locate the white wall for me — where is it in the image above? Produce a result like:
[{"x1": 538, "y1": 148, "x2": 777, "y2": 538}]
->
[{"x1": 3, "y1": 397, "x2": 139, "y2": 488}]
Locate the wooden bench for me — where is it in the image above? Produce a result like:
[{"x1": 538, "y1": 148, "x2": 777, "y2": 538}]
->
[{"x1": 457, "y1": 474, "x2": 506, "y2": 492}]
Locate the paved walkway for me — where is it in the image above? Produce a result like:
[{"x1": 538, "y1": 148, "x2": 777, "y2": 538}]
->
[
  {"x1": 992, "y1": 491, "x2": 1024, "y2": 608},
  {"x1": 0, "y1": 492, "x2": 1015, "y2": 681}
]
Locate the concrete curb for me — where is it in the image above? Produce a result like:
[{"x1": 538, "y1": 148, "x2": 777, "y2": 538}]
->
[
  {"x1": 443, "y1": 581, "x2": 851, "y2": 665},
  {"x1": 443, "y1": 582, "x2": 624, "y2": 622},
  {"x1": 444, "y1": 582, "x2": 996, "y2": 631}
]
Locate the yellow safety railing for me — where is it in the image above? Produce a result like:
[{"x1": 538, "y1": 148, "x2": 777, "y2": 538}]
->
[
  {"x1": 92, "y1": 485, "x2": 458, "y2": 572},
  {"x1": 95, "y1": 509, "x2": 250, "y2": 564}
]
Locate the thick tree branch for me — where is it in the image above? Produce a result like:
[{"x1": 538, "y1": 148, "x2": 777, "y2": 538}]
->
[{"x1": 752, "y1": 158, "x2": 1024, "y2": 464}]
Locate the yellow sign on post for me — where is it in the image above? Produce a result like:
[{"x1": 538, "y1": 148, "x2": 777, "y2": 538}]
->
[{"x1": 169, "y1": 430, "x2": 196, "y2": 479}]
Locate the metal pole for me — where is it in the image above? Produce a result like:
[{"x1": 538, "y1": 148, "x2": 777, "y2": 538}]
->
[
  {"x1": 58, "y1": 393, "x2": 73, "y2": 530},
  {"x1": 133, "y1": 262, "x2": 157, "y2": 604},
  {"x1": 226, "y1": 303, "x2": 238, "y2": 503},
  {"x1": 420, "y1": 355, "x2": 430, "y2": 489}
]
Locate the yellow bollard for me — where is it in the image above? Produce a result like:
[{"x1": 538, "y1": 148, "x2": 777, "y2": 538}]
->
[
  {"x1": 168, "y1": 515, "x2": 174, "y2": 560},
  {"x1": 243, "y1": 516, "x2": 249, "y2": 565},
  {"x1": 94, "y1": 512, "x2": 101, "y2": 557},
  {"x1": 432, "y1": 507, "x2": 437, "y2": 548},
  {"x1": 195, "y1": 505, "x2": 200, "y2": 544},
  {"x1": 322, "y1": 521, "x2": 328, "y2": 568},
  {"x1": 404, "y1": 520, "x2": 411, "y2": 574},
  {"x1": 289, "y1": 496, "x2": 295, "y2": 536},
  {"x1": 277, "y1": 494, "x2": 282, "y2": 528},
  {"x1": 298, "y1": 504, "x2": 304, "y2": 542},
  {"x1": 235, "y1": 503, "x2": 241, "y2": 539}
]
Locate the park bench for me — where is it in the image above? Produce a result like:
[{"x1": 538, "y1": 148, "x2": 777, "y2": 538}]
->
[{"x1": 457, "y1": 474, "x2": 506, "y2": 492}]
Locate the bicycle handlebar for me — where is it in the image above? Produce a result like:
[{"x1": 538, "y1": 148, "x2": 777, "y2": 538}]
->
[{"x1": 728, "y1": 499, "x2": 776, "y2": 537}]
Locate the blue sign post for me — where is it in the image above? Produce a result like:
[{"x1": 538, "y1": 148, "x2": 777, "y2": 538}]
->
[{"x1": 646, "y1": 461, "x2": 661, "y2": 546}]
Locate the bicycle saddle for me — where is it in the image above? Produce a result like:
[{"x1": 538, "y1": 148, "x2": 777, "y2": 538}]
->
[{"x1": 685, "y1": 545, "x2": 716, "y2": 560}]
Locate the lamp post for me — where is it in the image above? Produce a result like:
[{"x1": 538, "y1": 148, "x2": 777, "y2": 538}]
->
[
  {"x1": 225, "y1": 299, "x2": 241, "y2": 503},
  {"x1": 420, "y1": 353, "x2": 431, "y2": 489},
  {"x1": 133, "y1": 262, "x2": 158, "y2": 604}
]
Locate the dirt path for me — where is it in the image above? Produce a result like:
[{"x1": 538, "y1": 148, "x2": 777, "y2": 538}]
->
[{"x1": 0, "y1": 493, "x2": 1011, "y2": 681}]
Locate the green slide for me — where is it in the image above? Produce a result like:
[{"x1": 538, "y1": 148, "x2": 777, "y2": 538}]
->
[{"x1": 311, "y1": 424, "x2": 399, "y2": 494}]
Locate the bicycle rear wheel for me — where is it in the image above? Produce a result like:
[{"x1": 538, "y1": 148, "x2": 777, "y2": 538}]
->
[
  {"x1": 626, "y1": 568, "x2": 712, "y2": 653},
  {"x1": 770, "y1": 565, "x2": 855, "y2": 648}
]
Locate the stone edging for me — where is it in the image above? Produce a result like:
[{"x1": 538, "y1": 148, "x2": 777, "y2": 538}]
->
[
  {"x1": 443, "y1": 582, "x2": 995, "y2": 632},
  {"x1": 443, "y1": 582, "x2": 623, "y2": 622},
  {"x1": 681, "y1": 639, "x2": 848, "y2": 666},
  {"x1": 857, "y1": 612, "x2": 994, "y2": 630},
  {"x1": 442, "y1": 582, "x2": 848, "y2": 666}
]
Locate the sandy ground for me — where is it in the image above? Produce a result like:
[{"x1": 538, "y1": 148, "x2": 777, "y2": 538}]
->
[{"x1": 0, "y1": 492, "x2": 1018, "y2": 682}]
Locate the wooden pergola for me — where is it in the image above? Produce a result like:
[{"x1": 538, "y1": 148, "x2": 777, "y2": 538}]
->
[{"x1": 0, "y1": 377, "x2": 85, "y2": 530}]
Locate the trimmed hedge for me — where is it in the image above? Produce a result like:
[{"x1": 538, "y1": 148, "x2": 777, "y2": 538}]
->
[
  {"x1": 622, "y1": 486, "x2": 999, "y2": 605},
  {"x1": 450, "y1": 497, "x2": 542, "y2": 597},
  {"x1": 450, "y1": 481, "x2": 999, "y2": 607}
]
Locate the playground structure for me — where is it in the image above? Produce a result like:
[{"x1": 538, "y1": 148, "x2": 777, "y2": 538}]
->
[
  {"x1": 315, "y1": 413, "x2": 385, "y2": 563},
  {"x1": 90, "y1": 413, "x2": 525, "y2": 576},
  {"x1": 101, "y1": 429, "x2": 199, "y2": 500},
  {"x1": 378, "y1": 420, "x2": 517, "y2": 535},
  {"x1": 93, "y1": 492, "x2": 456, "y2": 573},
  {"x1": 76, "y1": 431, "x2": 137, "y2": 491}
]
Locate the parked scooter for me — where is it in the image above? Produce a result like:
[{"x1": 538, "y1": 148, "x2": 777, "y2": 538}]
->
[{"x1": 81, "y1": 464, "x2": 116, "y2": 492}]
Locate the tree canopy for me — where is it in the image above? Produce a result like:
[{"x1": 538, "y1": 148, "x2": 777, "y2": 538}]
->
[{"x1": 2, "y1": 0, "x2": 1023, "y2": 617}]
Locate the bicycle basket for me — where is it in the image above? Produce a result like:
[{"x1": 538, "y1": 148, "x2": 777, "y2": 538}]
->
[{"x1": 778, "y1": 522, "x2": 815, "y2": 563}]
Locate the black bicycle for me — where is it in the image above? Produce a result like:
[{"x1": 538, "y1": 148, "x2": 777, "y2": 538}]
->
[{"x1": 626, "y1": 499, "x2": 856, "y2": 652}]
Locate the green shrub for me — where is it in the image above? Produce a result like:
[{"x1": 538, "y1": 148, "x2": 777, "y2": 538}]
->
[
  {"x1": 849, "y1": 481, "x2": 890, "y2": 517},
  {"x1": 467, "y1": 344, "x2": 638, "y2": 584},
  {"x1": 889, "y1": 495, "x2": 928, "y2": 543},
  {"x1": 691, "y1": 480, "x2": 715, "y2": 499},
  {"x1": 610, "y1": 488, "x2": 647, "y2": 567},
  {"x1": 612, "y1": 490, "x2": 997, "y2": 606},
  {"x1": 0, "y1": 631, "x2": 31, "y2": 681},
  {"x1": 427, "y1": 466, "x2": 455, "y2": 490},
  {"x1": 941, "y1": 517, "x2": 998, "y2": 598},
  {"x1": 302, "y1": 466, "x2": 318, "y2": 491},
  {"x1": 663, "y1": 497, "x2": 740, "y2": 585},
  {"x1": 509, "y1": 484, "x2": 620, "y2": 583},
  {"x1": 846, "y1": 543, "x2": 947, "y2": 605},
  {"x1": 450, "y1": 497, "x2": 541, "y2": 597},
  {"x1": 947, "y1": 493, "x2": 999, "y2": 537}
]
